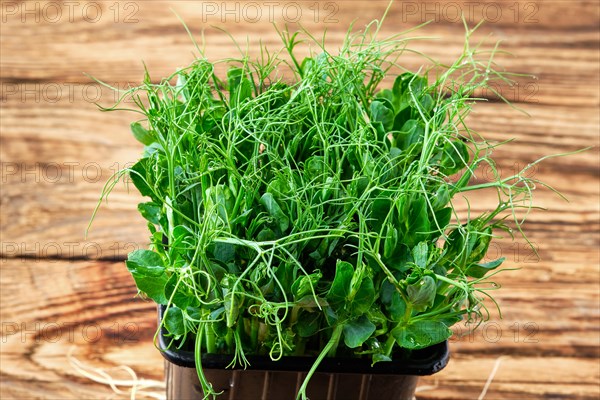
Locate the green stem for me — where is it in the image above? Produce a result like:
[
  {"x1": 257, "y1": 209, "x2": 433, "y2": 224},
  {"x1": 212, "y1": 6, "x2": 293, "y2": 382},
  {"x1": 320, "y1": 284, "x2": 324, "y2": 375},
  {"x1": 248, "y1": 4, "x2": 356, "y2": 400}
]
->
[
  {"x1": 436, "y1": 274, "x2": 468, "y2": 290},
  {"x1": 290, "y1": 306, "x2": 300, "y2": 326},
  {"x1": 435, "y1": 274, "x2": 471, "y2": 300},
  {"x1": 457, "y1": 171, "x2": 526, "y2": 193},
  {"x1": 195, "y1": 323, "x2": 220, "y2": 399},
  {"x1": 403, "y1": 304, "x2": 413, "y2": 323},
  {"x1": 297, "y1": 325, "x2": 344, "y2": 400},
  {"x1": 326, "y1": 326, "x2": 342, "y2": 357},
  {"x1": 410, "y1": 304, "x2": 455, "y2": 321},
  {"x1": 384, "y1": 334, "x2": 396, "y2": 357},
  {"x1": 294, "y1": 339, "x2": 306, "y2": 356},
  {"x1": 412, "y1": 310, "x2": 464, "y2": 323},
  {"x1": 250, "y1": 318, "x2": 259, "y2": 352},
  {"x1": 449, "y1": 160, "x2": 480, "y2": 196},
  {"x1": 225, "y1": 329, "x2": 234, "y2": 352},
  {"x1": 205, "y1": 323, "x2": 216, "y2": 354}
]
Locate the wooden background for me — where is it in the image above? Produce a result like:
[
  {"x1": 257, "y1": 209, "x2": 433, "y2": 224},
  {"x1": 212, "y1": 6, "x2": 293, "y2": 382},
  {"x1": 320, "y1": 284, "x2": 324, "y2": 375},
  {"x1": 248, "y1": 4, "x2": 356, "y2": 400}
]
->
[{"x1": 1, "y1": 1, "x2": 599, "y2": 398}]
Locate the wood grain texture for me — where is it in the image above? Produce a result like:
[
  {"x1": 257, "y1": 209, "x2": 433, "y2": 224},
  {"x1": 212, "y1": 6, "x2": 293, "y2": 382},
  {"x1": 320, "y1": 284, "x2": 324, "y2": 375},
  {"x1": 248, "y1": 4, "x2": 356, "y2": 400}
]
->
[
  {"x1": 0, "y1": 258, "x2": 598, "y2": 399},
  {"x1": 1, "y1": 0, "x2": 599, "y2": 399},
  {"x1": 1, "y1": 96, "x2": 597, "y2": 258}
]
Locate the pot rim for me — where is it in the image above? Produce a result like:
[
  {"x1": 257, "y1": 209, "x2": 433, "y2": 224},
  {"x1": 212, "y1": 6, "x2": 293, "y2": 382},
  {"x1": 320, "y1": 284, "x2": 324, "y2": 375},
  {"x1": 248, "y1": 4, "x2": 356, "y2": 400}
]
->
[{"x1": 157, "y1": 304, "x2": 449, "y2": 375}]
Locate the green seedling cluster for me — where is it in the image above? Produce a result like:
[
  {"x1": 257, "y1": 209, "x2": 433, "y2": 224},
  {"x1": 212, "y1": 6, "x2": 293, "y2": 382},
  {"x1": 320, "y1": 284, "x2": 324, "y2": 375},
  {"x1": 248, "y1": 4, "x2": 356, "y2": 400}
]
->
[{"x1": 92, "y1": 16, "x2": 555, "y2": 400}]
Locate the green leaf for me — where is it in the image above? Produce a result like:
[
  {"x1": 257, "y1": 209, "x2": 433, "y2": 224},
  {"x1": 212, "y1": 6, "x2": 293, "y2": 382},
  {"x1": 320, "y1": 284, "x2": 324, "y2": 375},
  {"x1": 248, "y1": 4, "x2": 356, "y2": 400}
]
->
[
  {"x1": 388, "y1": 292, "x2": 407, "y2": 321},
  {"x1": 131, "y1": 122, "x2": 155, "y2": 145},
  {"x1": 267, "y1": 176, "x2": 292, "y2": 200},
  {"x1": 382, "y1": 280, "x2": 408, "y2": 321},
  {"x1": 300, "y1": 57, "x2": 314, "y2": 75},
  {"x1": 412, "y1": 242, "x2": 428, "y2": 268},
  {"x1": 227, "y1": 67, "x2": 243, "y2": 90},
  {"x1": 418, "y1": 93, "x2": 434, "y2": 115},
  {"x1": 237, "y1": 79, "x2": 253, "y2": 103},
  {"x1": 125, "y1": 250, "x2": 168, "y2": 304},
  {"x1": 469, "y1": 227, "x2": 493, "y2": 263},
  {"x1": 391, "y1": 73, "x2": 413, "y2": 112},
  {"x1": 431, "y1": 185, "x2": 450, "y2": 210},
  {"x1": 392, "y1": 73, "x2": 410, "y2": 97},
  {"x1": 138, "y1": 202, "x2": 161, "y2": 225},
  {"x1": 206, "y1": 185, "x2": 234, "y2": 225},
  {"x1": 305, "y1": 156, "x2": 325, "y2": 180},
  {"x1": 260, "y1": 192, "x2": 290, "y2": 233},
  {"x1": 292, "y1": 271, "x2": 322, "y2": 300},
  {"x1": 432, "y1": 207, "x2": 452, "y2": 237},
  {"x1": 376, "y1": 88, "x2": 394, "y2": 103},
  {"x1": 371, "y1": 121, "x2": 387, "y2": 144},
  {"x1": 466, "y1": 257, "x2": 506, "y2": 278},
  {"x1": 327, "y1": 261, "x2": 353, "y2": 309},
  {"x1": 407, "y1": 74, "x2": 428, "y2": 95},
  {"x1": 188, "y1": 306, "x2": 203, "y2": 322},
  {"x1": 405, "y1": 195, "x2": 431, "y2": 247},
  {"x1": 343, "y1": 315, "x2": 376, "y2": 348},
  {"x1": 227, "y1": 67, "x2": 252, "y2": 105},
  {"x1": 129, "y1": 159, "x2": 154, "y2": 199},
  {"x1": 320, "y1": 176, "x2": 337, "y2": 202},
  {"x1": 132, "y1": 273, "x2": 168, "y2": 304},
  {"x1": 370, "y1": 196, "x2": 393, "y2": 233},
  {"x1": 406, "y1": 275, "x2": 436, "y2": 312},
  {"x1": 384, "y1": 224, "x2": 398, "y2": 259},
  {"x1": 296, "y1": 310, "x2": 321, "y2": 337},
  {"x1": 392, "y1": 320, "x2": 452, "y2": 349},
  {"x1": 394, "y1": 120, "x2": 425, "y2": 150},
  {"x1": 169, "y1": 225, "x2": 190, "y2": 256},
  {"x1": 126, "y1": 250, "x2": 165, "y2": 276},
  {"x1": 349, "y1": 275, "x2": 376, "y2": 316},
  {"x1": 142, "y1": 142, "x2": 162, "y2": 157},
  {"x1": 370, "y1": 99, "x2": 395, "y2": 131},
  {"x1": 439, "y1": 140, "x2": 470, "y2": 176},
  {"x1": 324, "y1": 306, "x2": 338, "y2": 327},
  {"x1": 163, "y1": 306, "x2": 186, "y2": 336},
  {"x1": 211, "y1": 241, "x2": 236, "y2": 264},
  {"x1": 380, "y1": 279, "x2": 395, "y2": 305},
  {"x1": 165, "y1": 274, "x2": 193, "y2": 309},
  {"x1": 256, "y1": 228, "x2": 276, "y2": 241}
]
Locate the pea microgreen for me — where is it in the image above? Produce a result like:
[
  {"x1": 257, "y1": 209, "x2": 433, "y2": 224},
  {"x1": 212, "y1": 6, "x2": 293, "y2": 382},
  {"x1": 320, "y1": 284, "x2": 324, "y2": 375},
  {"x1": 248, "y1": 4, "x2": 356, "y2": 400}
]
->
[{"x1": 90, "y1": 14, "x2": 574, "y2": 400}]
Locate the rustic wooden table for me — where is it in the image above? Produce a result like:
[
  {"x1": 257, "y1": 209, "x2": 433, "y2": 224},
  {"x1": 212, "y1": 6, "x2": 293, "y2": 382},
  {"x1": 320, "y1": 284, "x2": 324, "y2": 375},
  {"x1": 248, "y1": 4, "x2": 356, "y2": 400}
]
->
[{"x1": 1, "y1": 1, "x2": 598, "y2": 399}]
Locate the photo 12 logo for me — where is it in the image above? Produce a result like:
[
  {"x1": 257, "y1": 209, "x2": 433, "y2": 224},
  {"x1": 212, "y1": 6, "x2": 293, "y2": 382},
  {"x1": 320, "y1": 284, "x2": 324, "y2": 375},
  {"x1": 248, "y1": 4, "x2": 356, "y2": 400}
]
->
[
  {"x1": 1, "y1": 161, "x2": 134, "y2": 184},
  {"x1": 0, "y1": 241, "x2": 140, "y2": 262},
  {"x1": 1, "y1": 321, "x2": 139, "y2": 344},
  {"x1": 452, "y1": 321, "x2": 540, "y2": 344},
  {"x1": 400, "y1": 1, "x2": 539, "y2": 24},
  {"x1": 1, "y1": 1, "x2": 139, "y2": 24},
  {"x1": 198, "y1": 1, "x2": 339, "y2": 23},
  {"x1": 1, "y1": 82, "x2": 139, "y2": 106}
]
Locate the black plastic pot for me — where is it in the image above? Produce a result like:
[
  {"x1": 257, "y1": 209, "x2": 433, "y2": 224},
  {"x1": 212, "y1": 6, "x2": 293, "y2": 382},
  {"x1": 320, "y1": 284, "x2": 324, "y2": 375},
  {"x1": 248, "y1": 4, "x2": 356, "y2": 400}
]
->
[{"x1": 158, "y1": 305, "x2": 449, "y2": 400}]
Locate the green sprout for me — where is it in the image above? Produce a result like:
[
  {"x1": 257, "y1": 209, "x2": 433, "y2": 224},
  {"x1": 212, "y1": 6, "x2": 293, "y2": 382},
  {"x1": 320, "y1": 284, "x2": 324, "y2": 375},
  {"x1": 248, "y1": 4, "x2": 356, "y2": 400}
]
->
[{"x1": 89, "y1": 12, "x2": 581, "y2": 400}]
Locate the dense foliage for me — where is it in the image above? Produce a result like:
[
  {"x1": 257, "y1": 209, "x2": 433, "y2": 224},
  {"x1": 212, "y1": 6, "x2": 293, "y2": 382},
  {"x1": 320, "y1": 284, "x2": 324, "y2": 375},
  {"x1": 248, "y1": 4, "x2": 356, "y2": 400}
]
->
[{"x1": 94, "y1": 18, "x2": 546, "y2": 399}]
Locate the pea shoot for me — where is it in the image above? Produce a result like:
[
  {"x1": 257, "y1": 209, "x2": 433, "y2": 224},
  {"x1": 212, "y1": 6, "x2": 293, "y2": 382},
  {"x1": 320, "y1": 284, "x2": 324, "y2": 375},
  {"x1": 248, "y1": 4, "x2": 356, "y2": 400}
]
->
[{"x1": 91, "y1": 15, "x2": 568, "y2": 400}]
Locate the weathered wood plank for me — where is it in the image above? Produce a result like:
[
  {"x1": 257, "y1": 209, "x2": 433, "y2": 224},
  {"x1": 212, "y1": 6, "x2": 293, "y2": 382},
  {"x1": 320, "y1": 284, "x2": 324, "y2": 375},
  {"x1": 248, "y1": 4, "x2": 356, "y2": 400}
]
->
[
  {"x1": 1, "y1": 257, "x2": 598, "y2": 322},
  {"x1": 1, "y1": 2, "x2": 598, "y2": 106},
  {"x1": 0, "y1": 259, "x2": 160, "y2": 399},
  {"x1": 0, "y1": 259, "x2": 598, "y2": 399},
  {"x1": 3, "y1": 92, "x2": 597, "y2": 159},
  {"x1": 417, "y1": 356, "x2": 600, "y2": 399},
  {"x1": 1, "y1": 91, "x2": 598, "y2": 258},
  {"x1": 1, "y1": 1, "x2": 598, "y2": 399},
  {"x1": 1, "y1": 165, "x2": 597, "y2": 259}
]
